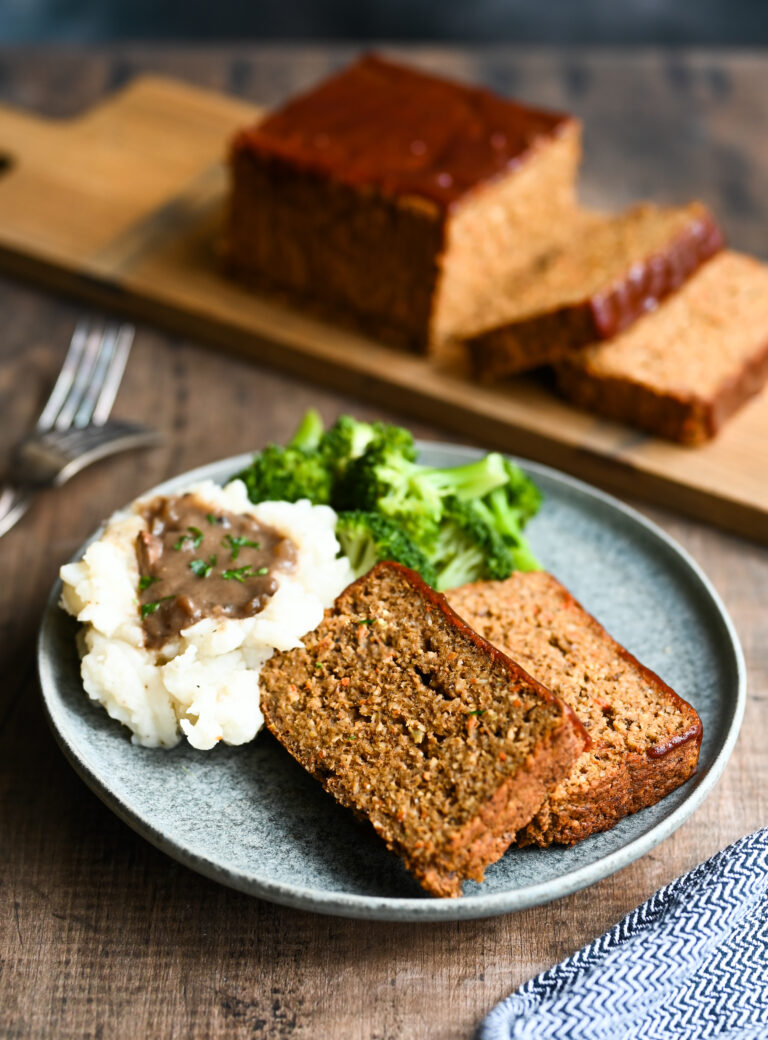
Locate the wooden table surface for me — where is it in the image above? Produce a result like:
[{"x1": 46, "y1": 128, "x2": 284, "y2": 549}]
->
[{"x1": 1, "y1": 46, "x2": 766, "y2": 1040}]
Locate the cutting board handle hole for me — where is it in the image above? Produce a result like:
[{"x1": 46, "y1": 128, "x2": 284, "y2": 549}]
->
[{"x1": 0, "y1": 154, "x2": 14, "y2": 177}]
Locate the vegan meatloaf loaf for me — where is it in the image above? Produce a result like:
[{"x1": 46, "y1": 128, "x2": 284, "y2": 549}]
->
[
  {"x1": 556, "y1": 250, "x2": 768, "y2": 444},
  {"x1": 465, "y1": 201, "x2": 723, "y2": 379},
  {"x1": 447, "y1": 572, "x2": 702, "y2": 847},
  {"x1": 259, "y1": 562, "x2": 587, "y2": 897},
  {"x1": 227, "y1": 54, "x2": 581, "y2": 352}
]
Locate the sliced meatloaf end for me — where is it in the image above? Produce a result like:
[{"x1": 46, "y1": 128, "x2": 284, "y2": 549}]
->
[
  {"x1": 555, "y1": 250, "x2": 768, "y2": 444},
  {"x1": 464, "y1": 201, "x2": 723, "y2": 379},
  {"x1": 260, "y1": 562, "x2": 587, "y2": 897},
  {"x1": 447, "y1": 571, "x2": 702, "y2": 847}
]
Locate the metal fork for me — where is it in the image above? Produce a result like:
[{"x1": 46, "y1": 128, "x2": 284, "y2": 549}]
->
[{"x1": 0, "y1": 322, "x2": 162, "y2": 538}]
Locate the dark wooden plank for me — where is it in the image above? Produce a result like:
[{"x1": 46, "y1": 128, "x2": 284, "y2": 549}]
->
[{"x1": 0, "y1": 47, "x2": 766, "y2": 1040}]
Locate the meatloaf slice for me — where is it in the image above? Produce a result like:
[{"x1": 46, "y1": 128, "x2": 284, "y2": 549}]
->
[
  {"x1": 464, "y1": 201, "x2": 723, "y2": 379},
  {"x1": 447, "y1": 572, "x2": 702, "y2": 847},
  {"x1": 260, "y1": 562, "x2": 587, "y2": 897},
  {"x1": 555, "y1": 250, "x2": 768, "y2": 444}
]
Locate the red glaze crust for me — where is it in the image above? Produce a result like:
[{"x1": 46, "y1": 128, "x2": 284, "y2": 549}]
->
[
  {"x1": 467, "y1": 207, "x2": 724, "y2": 380},
  {"x1": 588, "y1": 210, "x2": 724, "y2": 338},
  {"x1": 231, "y1": 54, "x2": 574, "y2": 212}
]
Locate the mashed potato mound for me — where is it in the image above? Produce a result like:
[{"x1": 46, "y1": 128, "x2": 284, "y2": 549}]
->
[{"x1": 60, "y1": 479, "x2": 353, "y2": 750}]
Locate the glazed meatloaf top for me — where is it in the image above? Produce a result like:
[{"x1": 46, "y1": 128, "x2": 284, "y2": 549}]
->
[
  {"x1": 231, "y1": 54, "x2": 574, "y2": 210},
  {"x1": 259, "y1": 562, "x2": 587, "y2": 897}
]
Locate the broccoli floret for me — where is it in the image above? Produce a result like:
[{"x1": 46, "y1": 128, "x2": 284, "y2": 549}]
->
[
  {"x1": 469, "y1": 492, "x2": 541, "y2": 572},
  {"x1": 320, "y1": 416, "x2": 376, "y2": 469},
  {"x1": 336, "y1": 447, "x2": 508, "y2": 527},
  {"x1": 367, "y1": 421, "x2": 417, "y2": 460},
  {"x1": 335, "y1": 510, "x2": 437, "y2": 586},
  {"x1": 499, "y1": 459, "x2": 543, "y2": 525},
  {"x1": 236, "y1": 410, "x2": 543, "y2": 584},
  {"x1": 320, "y1": 415, "x2": 416, "y2": 479},
  {"x1": 430, "y1": 497, "x2": 519, "y2": 590},
  {"x1": 288, "y1": 408, "x2": 325, "y2": 451},
  {"x1": 235, "y1": 443, "x2": 333, "y2": 504},
  {"x1": 462, "y1": 460, "x2": 542, "y2": 572}
]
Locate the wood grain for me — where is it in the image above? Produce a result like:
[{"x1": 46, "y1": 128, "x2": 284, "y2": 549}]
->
[
  {"x1": 1, "y1": 65, "x2": 768, "y2": 543},
  {"x1": 0, "y1": 47, "x2": 767, "y2": 1040}
]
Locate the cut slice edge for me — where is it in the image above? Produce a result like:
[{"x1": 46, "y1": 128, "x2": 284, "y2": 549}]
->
[
  {"x1": 464, "y1": 200, "x2": 724, "y2": 379},
  {"x1": 260, "y1": 562, "x2": 588, "y2": 897},
  {"x1": 447, "y1": 571, "x2": 702, "y2": 847},
  {"x1": 555, "y1": 249, "x2": 768, "y2": 443}
]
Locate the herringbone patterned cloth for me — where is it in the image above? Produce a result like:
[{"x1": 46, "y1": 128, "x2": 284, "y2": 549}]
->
[{"x1": 480, "y1": 829, "x2": 768, "y2": 1039}]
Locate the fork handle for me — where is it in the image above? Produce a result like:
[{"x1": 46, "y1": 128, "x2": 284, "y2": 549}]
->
[{"x1": 0, "y1": 485, "x2": 34, "y2": 539}]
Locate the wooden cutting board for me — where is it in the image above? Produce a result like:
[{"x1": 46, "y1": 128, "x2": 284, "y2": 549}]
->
[{"x1": 1, "y1": 75, "x2": 766, "y2": 542}]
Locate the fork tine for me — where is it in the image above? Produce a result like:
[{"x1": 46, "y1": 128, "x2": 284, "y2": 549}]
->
[
  {"x1": 53, "y1": 325, "x2": 105, "y2": 430},
  {"x1": 91, "y1": 325, "x2": 135, "y2": 426},
  {"x1": 73, "y1": 325, "x2": 118, "y2": 428},
  {"x1": 35, "y1": 321, "x2": 89, "y2": 431}
]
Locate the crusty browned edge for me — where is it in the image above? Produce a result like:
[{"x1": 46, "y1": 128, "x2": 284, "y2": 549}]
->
[
  {"x1": 453, "y1": 573, "x2": 701, "y2": 756},
  {"x1": 414, "y1": 715, "x2": 586, "y2": 895},
  {"x1": 466, "y1": 207, "x2": 724, "y2": 380},
  {"x1": 555, "y1": 332, "x2": 768, "y2": 445},
  {"x1": 467, "y1": 306, "x2": 595, "y2": 381},
  {"x1": 224, "y1": 145, "x2": 447, "y2": 354},
  {"x1": 225, "y1": 250, "x2": 434, "y2": 354},
  {"x1": 262, "y1": 562, "x2": 589, "y2": 897},
  {"x1": 468, "y1": 574, "x2": 704, "y2": 847},
  {"x1": 518, "y1": 738, "x2": 701, "y2": 846}
]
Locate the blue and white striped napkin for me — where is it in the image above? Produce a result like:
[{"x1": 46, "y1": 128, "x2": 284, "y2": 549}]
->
[{"x1": 480, "y1": 828, "x2": 768, "y2": 1040}]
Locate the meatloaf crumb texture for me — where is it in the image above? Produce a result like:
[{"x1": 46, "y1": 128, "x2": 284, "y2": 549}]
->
[
  {"x1": 447, "y1": 572, "x2": 702, "y2": 847},
  {"x1": 260, "y1": 563, "x2": 586, "y2": 897},
  {"x1": 465, "y1": 201, "x2": 723, "y2": 378},
  {"x1": 556, "y1": 250, "x2": 768, "y2": 444}
]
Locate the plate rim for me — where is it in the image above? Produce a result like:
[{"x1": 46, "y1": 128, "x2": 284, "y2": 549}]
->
[{"x1": 37, "y1": 442, "x2": 747, "y2": 921}]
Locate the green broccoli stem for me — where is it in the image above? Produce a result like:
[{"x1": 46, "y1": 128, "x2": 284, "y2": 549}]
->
[
  {"x1": 485, "y1": 487, "x2": 526, "y2": 542},
  {"x1": 475, "y1": 490, "x2": 541, "y2": 571},
  {"x1": 289, "y1": 409, "x2": 325, "y2": 451},
  {"x1": 433, "y1": 544, "x2": 486, "y2": 591},
  {"x1": 510, "y1": 542, "x2": 541, "y2": 572},
  {"x1": 420, "y1": 452, "x2": 509, "y2": 502}
]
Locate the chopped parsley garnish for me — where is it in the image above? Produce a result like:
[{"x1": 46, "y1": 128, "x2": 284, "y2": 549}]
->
[
  {"x1": 221, "y1": 565, "x2": 256, "y2": 583},
  {"x1": 141, "y1": 596, "x2": 175, "y2": 618},
  {"x1": 467, "y1": 709, "x2": 486, "y2": 717},
  {"x1": 139, "y1": 575, "x2": 160, "y2": 591},
  {"x1": 174, "y1": 526, "x2": 204, "y2": 551},
  {"x1": 189, "y1": 554, "x2": 217, "y2": 578},
  {"x1": 222, "y1": 533, "x2": 261, "y2": 560},
  {"x1": 357, "y1": 617, "x2": 376, "y2": 625},
  {"x1": 255, "y1": 566, "x2": 269, "y2": 576},
  {"x1": 206, "y1": 513, "x2": 220, "y2": 525}
]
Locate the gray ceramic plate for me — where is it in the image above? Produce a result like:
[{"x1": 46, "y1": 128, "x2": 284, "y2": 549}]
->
[{"x1": 38, "y1": 443, "x2": 745, "y2": 921}]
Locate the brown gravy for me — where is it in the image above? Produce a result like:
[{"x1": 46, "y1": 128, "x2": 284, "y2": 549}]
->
[{"x1": 136, "y1": 494, "x2": 297, "y2": 649}]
